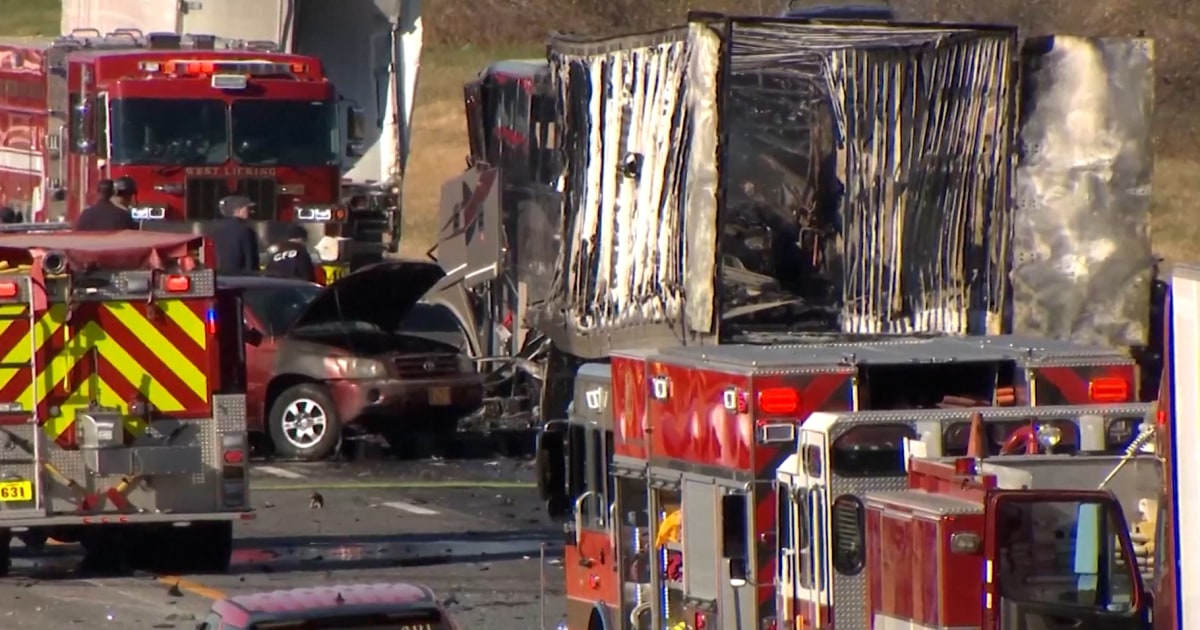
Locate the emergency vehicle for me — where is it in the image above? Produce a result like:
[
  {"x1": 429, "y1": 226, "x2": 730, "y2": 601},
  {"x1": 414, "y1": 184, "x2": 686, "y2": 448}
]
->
[
  {"x1": 0, "y1": 228, "x2": 251, "y2": 574},
  {"x1": 0, "y1": 29, "x2": 369, "y2": 282},
  {"x1": 538, "y1": 336, "x2": 1152, "y2": 629}
]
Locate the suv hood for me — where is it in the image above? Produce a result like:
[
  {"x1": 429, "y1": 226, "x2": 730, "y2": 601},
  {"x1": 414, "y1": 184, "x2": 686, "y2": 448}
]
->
[{"x1": 290, "y1": 261, "x2": 445, "y2": 332}]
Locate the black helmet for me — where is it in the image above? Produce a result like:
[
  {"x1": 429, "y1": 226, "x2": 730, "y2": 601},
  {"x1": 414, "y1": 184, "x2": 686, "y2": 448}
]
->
[
  {"x1": 97, "y1": 178, "x2": 114, "y2": 197},
  {"x1": 287, "y1": 223, "x2": 308, "y2": 242},
  {"x1": 113, "y1": 176, "x2": 137, "y2": 196}
]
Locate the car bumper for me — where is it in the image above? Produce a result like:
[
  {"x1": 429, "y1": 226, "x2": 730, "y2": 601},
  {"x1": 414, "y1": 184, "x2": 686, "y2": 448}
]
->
[{"x1": 326, "y1": 374, "x2": 484, "y2": 427}]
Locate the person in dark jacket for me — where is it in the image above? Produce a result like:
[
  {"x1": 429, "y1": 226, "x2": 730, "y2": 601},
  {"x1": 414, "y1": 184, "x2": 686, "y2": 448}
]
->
[
  {"x1": 75, "y1": 177, "x2": 138, "y2": 231},
  {"x1": 209, "y1": 195, "x2": 261, "y2": 274},
  {"x1": 264, "y1": 224, "x2": 317, "y2": 282}
]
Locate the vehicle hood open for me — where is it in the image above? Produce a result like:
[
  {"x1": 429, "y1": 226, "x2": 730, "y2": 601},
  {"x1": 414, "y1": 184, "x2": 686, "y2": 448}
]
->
[{"x1": 289, "y1": 261, "x2": 446, "y2": 332}]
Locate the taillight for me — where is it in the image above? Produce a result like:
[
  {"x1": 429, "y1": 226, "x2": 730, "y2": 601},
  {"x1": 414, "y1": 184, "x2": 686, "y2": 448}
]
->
[
  {"x1": 694, "y1": 612, "x2": 707, "y2": 630},
  {"x1": 0, "y1": 281, "x2": 18, "y2": 299},
  {"x1": 221, "y1": 434, "x2": 248, "y2": 508},
  {"x1": 164, "y1": 275, "x2": 191, "y2": 293},
  {"x1": 758, "y1": 387, "x2": 800, "y2": 414},
  {"x1": 1089, "y1": 377, "x2": 1129, "y2": 402}
]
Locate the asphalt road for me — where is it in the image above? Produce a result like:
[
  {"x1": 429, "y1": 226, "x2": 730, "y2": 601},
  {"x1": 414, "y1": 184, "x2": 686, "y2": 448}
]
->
[{"x1": 0, "y1": 455, "x2": 566, "y2": 629}]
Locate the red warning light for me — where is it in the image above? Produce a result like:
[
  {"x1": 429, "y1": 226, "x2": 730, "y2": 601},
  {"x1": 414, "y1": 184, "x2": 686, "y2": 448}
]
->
[{"x1": 758, "y1": 388, "x2": 800, "y2": 415}]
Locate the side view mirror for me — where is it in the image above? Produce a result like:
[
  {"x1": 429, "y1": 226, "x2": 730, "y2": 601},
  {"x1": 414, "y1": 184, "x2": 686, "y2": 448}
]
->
[
  {"x1": 346, "y1": 105, "x2": 366, "y2": 140},
  {"x1": 73, "y1": 98, "x2": 96, "y2": 154},
  {"x1": 244, "y1": 322, "x2": 264, "y2": 346}
]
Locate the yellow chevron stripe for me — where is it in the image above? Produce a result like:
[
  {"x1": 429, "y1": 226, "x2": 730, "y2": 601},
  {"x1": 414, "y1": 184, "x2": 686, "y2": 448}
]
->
[
  {"x1": 84, "y1": 320, "x2": 185, "y2": 411},
  {"x1": 159, "y1": 299, "x2": 207, "y2": 349},
  {"x1": 104, "y1": 302, "x2": 207, "y2": 400},
  {"x1": 42, "y1": 367, "x2": 145, "y2": 442},
  {"x1": 0, "y1": 306, "x2": 66, "y2": 410}
]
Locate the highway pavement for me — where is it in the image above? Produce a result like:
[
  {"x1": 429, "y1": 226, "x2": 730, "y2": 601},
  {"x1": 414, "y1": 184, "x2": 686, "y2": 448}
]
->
[{"x1": 0, "y1": 454, "x2": 566, "y2": 629}]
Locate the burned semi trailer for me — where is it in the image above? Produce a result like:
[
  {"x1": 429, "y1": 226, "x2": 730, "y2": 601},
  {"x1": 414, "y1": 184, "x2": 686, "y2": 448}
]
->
[{"x1": 429, "y1": 16, "x2": 1156, "y2": 435}]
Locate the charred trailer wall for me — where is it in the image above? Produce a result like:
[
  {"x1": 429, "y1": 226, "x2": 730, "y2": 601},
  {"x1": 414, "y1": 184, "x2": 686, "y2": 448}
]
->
[
  {"x1": 719, "y1": 20, "x2": 1019, "y2": 335},
  {"x1": 542, "y1": 26, "x2": 722, "y2": 358},
  {"x1": 1010, "y1": 36, "x2": 1155, "y2": 349}
]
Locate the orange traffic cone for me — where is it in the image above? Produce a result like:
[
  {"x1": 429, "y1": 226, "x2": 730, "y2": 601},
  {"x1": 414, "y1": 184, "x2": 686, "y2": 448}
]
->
[{"x1": 966, "y1": 411, "x2": 986, "y2": 459}]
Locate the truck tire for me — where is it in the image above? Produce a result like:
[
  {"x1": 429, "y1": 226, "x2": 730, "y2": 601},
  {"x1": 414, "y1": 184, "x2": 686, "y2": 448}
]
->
[
  {"x1": 150, "y1": 522, "x2": 233, "y2": 574},
  {"x1": 186, "y1": 522, "x2": 233, "y2": 573},
  {"x1": 269, "y1": 383, "x2": 342, "y2": 461},
  {"x1": 0, "y1": 529, "x2": 10, "y2": 577}
]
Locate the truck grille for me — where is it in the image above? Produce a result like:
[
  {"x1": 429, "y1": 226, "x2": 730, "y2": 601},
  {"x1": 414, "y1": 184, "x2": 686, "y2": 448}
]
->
[
  {"x1": 185, "y1": 177, "x2": 277, "y2": 220},
  {"x1": 393, "y1": 354, "x2": 461, "y2": 378}
]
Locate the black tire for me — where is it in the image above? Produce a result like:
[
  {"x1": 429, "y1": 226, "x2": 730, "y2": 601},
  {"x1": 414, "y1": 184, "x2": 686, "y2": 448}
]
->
[
  {"x1": 268, "y1": 383, "x2": 341, "y2": 461},
  {"x1": 17, "y1": 529, "x2": 47, "y2": 552},
  {"x1": 0, "y1": 529, "x2": 10, "y2": 578},
  {"x1": 146, "y1": 522, "x2": 233, "y2": 574}
]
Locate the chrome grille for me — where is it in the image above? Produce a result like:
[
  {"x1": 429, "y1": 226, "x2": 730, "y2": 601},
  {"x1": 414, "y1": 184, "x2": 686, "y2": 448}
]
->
[
  {"x1": 185, "y1": 177, "x2": 277, "y2": 220},
  {"x1": 393, "y1": 354, "x2": 460, "y2": 378}
]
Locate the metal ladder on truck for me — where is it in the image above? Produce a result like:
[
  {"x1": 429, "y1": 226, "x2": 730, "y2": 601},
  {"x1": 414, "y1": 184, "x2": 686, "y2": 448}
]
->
[{"x1": 0, "y1": 272, "x2": 48, "y2": 521}]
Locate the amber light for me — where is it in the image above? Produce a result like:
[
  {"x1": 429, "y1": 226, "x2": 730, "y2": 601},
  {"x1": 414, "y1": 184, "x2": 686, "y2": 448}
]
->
[
  {"x1": 164, "y1": 275, "x2": 191, "y2": 292},
  {"x1": 1089, "y1": 377, "x2": 1130, "y2": 403},
  {"x1": 0, "y1": 281, "x2": 17, "y2": 298},
  {"x1": 758, "y1": 387, "x2": 800, "y2": 415}
]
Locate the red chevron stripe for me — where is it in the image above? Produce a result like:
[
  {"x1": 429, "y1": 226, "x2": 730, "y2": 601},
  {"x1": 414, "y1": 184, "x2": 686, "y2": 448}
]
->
[{"x1": 93, "y1": 306, "x2": 209, "y2": 411}]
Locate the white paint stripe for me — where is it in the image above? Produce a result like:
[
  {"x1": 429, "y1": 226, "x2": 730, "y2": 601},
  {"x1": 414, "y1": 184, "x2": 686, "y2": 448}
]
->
[
  {"x1": 873, "y1": 612, "x2": 938, "y2": 630},
  {"x1": 257, "y1": 465, "x2": 305, "y2": 480},
  {"x1": 383, "y1": 500, "x2": 439, "y2": 515},
  {"x1": 0, "y1": 148, "x2": 43, "y2": 175}
]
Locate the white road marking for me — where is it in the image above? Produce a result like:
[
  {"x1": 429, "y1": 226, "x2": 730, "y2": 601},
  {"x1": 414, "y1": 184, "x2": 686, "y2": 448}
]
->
[
  {"x1": 256, "y1": 465, "x2": 305, "y2": 480},
  {"x1": 382, "y1": 500, "x2": 439, "y2": 515}
]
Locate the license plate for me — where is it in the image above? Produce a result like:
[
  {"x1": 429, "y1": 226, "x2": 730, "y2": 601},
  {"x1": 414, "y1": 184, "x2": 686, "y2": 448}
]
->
[
  {"x1": 0, "y1": 480, "x2": 32, "y2": 502},
  {"x1": 429, "y1": 387, "x2": 452, "y2": 406}
]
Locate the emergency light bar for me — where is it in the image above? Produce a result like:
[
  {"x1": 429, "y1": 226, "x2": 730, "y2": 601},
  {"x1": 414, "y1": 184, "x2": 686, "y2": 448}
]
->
[
  {"x1": 131, "y1": 206, "x2": 166, "y2": 221},
  {"x1": 146, "y1": 60, "x2": 307, "y2": 77}
]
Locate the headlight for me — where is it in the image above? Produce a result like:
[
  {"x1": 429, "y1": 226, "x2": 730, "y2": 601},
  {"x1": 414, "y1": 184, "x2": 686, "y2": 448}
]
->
[{"x1": 326, "y1": 357, "x2": 388, "y2": 379}]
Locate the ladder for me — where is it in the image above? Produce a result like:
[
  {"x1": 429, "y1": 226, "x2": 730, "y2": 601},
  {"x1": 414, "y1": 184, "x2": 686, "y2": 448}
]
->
[{"x1": 0, "y1": 275, "x2": 46, "y2": 518}]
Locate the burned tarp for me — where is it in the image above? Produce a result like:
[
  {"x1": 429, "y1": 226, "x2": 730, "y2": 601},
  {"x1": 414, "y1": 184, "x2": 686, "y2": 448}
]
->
[
  {"x1": 1010, "y1": 36, "x2": 1155, "y2": 348},
  {"x1": 719, "y1": 19, "x2": 1018, "y2": 335}
]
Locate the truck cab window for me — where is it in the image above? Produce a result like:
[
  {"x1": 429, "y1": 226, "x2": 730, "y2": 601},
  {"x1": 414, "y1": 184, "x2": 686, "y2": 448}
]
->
[
  {"x1": 994, "y1": 499, "x2": 1139, "y2": 611},
  {"x1": 109, "y1": 98, "x2": 227, "y2": 166},
  {"x1": 831, "y1": 424, "x2": 916, "y2": 477},
  {"x1": 231, "y1": 100, "x2": 338, "y2": 167}
]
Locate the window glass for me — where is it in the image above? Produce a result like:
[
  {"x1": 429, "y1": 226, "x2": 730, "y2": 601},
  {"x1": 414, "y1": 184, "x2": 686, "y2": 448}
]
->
[
  {"x1": 995, "y1": 499, "x2": 1138, "y2": 611},
  {"x1": 830, "y1": 424, "x2": 916, "y2": 477},
  {"x1": 242, "y1": 285, "x2": 322, "y2": 336},
  {"x1": 109, "y1": 98, "x2": 227, "y2": 165}
]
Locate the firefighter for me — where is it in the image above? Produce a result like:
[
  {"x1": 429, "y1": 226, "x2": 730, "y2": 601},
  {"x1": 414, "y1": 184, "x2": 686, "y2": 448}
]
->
[
  {"x1": 264, "y1": 224, "x2": 317, "y2": 282},
  {"x1": 75, "y1": 177, "x2": 138, "y2": 231},
  {"x1": 209, "y1": 195, "x2": 261, "y2": 274}
]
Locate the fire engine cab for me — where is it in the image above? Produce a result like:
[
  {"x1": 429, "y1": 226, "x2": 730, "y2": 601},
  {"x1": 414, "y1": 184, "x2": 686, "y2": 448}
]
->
[
  {"x1": 0, "y1": 29, "x2": 365, "y2": 242},
  {"x1": 539, "y1": 335, "x2": 1153, "y2": 630}
]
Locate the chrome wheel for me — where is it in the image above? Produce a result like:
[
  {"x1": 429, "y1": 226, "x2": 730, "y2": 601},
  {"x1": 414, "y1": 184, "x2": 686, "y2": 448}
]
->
[{"x1": 280, "y1": 398, "x2": 328, "y2": 449}]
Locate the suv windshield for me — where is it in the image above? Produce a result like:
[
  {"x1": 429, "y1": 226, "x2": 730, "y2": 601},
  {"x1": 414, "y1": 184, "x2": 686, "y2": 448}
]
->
[
  {"x1": 109, "y1": 98, "x2": 227, "y2": 165},
  {"x1": 242, "y1": 284, "x2": 322, "y2": 336},
  {"x1": 232, "y1": 100, "x2": 338, "y2": 166}
]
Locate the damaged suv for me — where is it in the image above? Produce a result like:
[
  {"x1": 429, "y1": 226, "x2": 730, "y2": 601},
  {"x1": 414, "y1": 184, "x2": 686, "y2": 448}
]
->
[{"x1": 223, "y1": 261, "x2": 483, "y2": 460}]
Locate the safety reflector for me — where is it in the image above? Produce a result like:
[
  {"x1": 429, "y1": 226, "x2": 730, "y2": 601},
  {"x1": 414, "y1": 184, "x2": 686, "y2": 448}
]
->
[
  {"x1": 1089, "y1": 377, "x2": 1130, "y2": 403},
  {"x1": 758, "y1": 387, "x2": 800, "y2": 415}
]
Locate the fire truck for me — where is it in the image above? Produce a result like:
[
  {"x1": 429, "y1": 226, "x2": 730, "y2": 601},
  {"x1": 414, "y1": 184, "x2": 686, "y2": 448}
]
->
[
  {"x1": 0, "y1": 228, "x2": 251, "y2": 574},
  {"x1": 0, "y1": 29, "x2": 370, "y2": 282},
  {"x1": 541, "y1": 334, "x2": 1158, "y2": 629}
]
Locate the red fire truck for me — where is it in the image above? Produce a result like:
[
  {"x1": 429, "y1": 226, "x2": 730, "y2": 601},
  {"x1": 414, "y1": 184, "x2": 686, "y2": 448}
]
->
[
  {"x1": 0, "y1": 29, "x2": 365, "y2": 252},
  {"x1": 540, "y1": 335, "x2": 1153, "y2": 629}
]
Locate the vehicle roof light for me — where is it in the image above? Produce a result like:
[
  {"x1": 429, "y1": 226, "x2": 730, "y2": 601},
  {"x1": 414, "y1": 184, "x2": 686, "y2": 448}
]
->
[
  {"x1": 758, "y1": 387, "x2": 800, "y2": 415},
  {"x1": 1089, "y1": 377, "x2": 1129, "y2": 403},
  {"x1": 164, "y1": 275, "x2": 190, "y2": 293}
]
